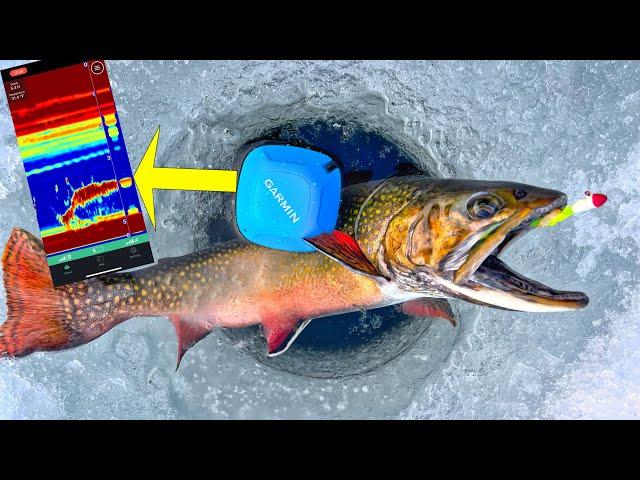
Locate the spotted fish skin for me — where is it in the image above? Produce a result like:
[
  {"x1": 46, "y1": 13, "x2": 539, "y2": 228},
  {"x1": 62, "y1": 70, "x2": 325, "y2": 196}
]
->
[
  {"x1": 96, "y1": 239, "x2": 385, "y2": 327},
  {"x1": 0, "y1": 224, "x2": 391, "y2": 363}
]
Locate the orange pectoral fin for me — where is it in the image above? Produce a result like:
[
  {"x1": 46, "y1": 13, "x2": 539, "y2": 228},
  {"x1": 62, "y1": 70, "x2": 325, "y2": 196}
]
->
[
  {"x1": 262, "y1": 317, "x2": 312, "y2": 357},
  {"x1": 400, "y1": 298, "x2": 457, "y2": 327},
  {"x1": 304, "y1": 230, "x2": 384, "y2": 279},
  {"x1": 169, "y1": 314, "x2": 215, "y2": 370}
]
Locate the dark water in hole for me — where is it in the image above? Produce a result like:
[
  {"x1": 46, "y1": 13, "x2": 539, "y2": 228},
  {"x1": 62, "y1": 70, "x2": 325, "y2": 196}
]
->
[{"x1": 210, "y1": 119, "x2": 441, "y2": 378}]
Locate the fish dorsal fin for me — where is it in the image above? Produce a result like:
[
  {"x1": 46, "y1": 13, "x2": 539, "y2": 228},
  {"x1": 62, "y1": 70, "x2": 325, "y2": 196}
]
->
[
  {"x1": 400, "y1": 298, "x2": 457, "y2": 327},
  {"x1": 169, "y1": 314, "x2": 214, "y2": 370},
  {"x1": 262, "y1": 317, "x2": 313, "y2": 357},
  {"x1": 304, "y1": 230, "x2": 384, "y2": 279}
]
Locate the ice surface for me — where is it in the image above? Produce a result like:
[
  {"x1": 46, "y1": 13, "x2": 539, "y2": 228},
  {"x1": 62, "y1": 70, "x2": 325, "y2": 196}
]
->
[{"x1": 1, "y1": 60, "x2": 639, "y2": 419}]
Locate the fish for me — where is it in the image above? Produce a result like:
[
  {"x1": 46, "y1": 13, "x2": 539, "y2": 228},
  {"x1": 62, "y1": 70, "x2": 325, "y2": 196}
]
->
[{"x1": 0, "y1": 176, "x2": 589, "y2": 368}]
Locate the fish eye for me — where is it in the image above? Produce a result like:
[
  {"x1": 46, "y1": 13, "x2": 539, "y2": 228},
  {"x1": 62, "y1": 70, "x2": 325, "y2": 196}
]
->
[
  {"x1": 513, "y1": 189, "x2": 527, "y2": 200},
  {"x1": 467, "y1": 193, "x2": 504, "y2": 220}
]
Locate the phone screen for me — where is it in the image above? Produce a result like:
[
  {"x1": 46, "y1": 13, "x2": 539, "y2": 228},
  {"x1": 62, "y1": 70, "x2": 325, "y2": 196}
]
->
[{"x1": 2, "y1": 60, "x2": 154, "y2": 286}]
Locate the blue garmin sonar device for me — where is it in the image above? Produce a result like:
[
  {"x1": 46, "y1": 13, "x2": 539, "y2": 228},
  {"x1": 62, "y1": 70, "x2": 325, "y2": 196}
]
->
[{"x1": 235, "y1": 143, "x2": 342, "y2": 252}]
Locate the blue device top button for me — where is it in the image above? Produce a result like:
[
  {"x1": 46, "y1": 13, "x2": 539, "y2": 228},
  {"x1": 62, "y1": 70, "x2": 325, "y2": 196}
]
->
[{"x1": 236, "y1": 144, "x2": 341, "y2": 252}]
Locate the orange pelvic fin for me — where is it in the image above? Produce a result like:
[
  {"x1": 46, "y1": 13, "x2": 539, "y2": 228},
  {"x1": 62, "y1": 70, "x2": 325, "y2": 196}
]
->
[
  {"x1": 400, "y1": 298, "x2": 457, "y2": 327},
  {"x1": 169, "y1": 314, "x2": 215, "y2": 370},
  {"x1": 262, "y1": 316, "x2": 312, "y2": 357}
]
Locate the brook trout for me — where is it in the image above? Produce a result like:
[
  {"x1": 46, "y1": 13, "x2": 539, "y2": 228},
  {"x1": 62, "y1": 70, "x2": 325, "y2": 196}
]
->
[{"x1": 0, "y1": 176, "x2": 588, "y2": 368}]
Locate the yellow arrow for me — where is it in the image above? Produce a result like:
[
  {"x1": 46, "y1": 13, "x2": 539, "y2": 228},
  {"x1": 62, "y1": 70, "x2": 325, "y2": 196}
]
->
[{"x1": 134, "y1": 127, "x2": 237, "y2": 229}]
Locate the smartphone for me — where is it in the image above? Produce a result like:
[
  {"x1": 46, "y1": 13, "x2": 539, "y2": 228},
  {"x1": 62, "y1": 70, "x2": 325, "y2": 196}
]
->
[{"x1": 2, "y1": 60, "x2": 154, "y2": 286}]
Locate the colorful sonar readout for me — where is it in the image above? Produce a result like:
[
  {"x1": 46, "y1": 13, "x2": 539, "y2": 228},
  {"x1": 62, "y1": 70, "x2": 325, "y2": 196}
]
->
[{"x1": 2, "y1": 60, "x2": 154, "y2": 286}]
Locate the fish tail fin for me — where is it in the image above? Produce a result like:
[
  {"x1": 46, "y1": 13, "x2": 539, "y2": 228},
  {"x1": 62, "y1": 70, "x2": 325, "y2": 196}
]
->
[{"x1": 1, "y1": 228, "x2": 81, "y2": 357}]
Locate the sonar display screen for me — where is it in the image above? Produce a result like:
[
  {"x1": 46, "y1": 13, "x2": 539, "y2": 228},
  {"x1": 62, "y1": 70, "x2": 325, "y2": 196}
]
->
[{"x1": 2, "y1": 60, "x2": 154, "y2": 286}]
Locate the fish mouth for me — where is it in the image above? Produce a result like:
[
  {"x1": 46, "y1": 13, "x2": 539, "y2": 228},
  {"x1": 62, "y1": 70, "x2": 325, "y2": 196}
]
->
[
  {"x1": 491, "y1": 196, "x2": 567, "y2": 257},
  {"x1": 452, "y1": 194, "x2": 589, "y2": 311}
]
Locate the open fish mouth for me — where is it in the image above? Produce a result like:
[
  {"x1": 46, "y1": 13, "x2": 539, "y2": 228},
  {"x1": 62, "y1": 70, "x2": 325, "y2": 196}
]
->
[
  {"x1": 453, "y1": 194, "x2": 589, "y2": 312},
  {"x1": 493, "y1": 195, "x2": 568, "y2": 257}
]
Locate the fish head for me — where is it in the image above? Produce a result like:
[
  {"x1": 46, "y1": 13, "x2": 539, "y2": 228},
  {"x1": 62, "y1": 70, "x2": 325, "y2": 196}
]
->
[{"x1": 355, "y1": 176, "x2": 588, "y2": 312}]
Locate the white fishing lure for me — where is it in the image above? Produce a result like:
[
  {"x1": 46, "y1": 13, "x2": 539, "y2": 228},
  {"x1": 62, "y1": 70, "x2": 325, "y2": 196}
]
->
[{"x1": 531, "y1": 191, "x2": 608, "y2": 228}]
